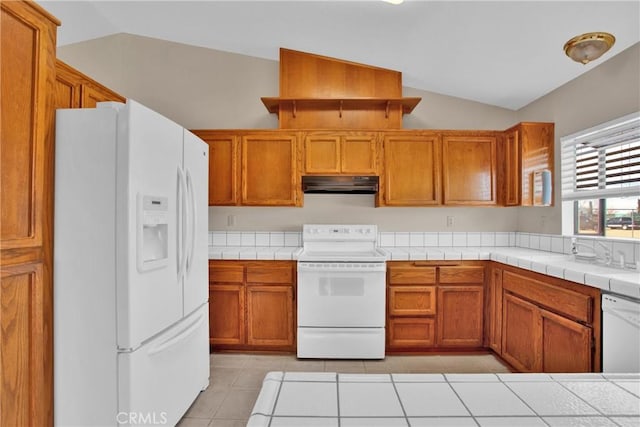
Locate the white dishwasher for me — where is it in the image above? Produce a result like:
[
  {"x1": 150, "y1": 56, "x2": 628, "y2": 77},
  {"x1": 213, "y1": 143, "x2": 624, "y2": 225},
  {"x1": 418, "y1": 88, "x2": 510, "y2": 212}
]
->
[{"x1": 602, "y1": 293, "x2": 640, "y2": 372}]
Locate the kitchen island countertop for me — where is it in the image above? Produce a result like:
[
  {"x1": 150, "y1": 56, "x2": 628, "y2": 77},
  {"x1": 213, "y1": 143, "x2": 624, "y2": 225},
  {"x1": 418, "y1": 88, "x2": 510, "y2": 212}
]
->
[{"x1": 247, "y1": 371, "x2": 640, "y2": 426}]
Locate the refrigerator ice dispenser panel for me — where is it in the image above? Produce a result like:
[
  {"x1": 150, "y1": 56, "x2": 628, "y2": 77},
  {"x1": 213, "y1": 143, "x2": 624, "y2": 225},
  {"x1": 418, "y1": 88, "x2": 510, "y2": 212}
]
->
[{"x1": 137, "y1": 194, "x2": 169, "y2": 272}]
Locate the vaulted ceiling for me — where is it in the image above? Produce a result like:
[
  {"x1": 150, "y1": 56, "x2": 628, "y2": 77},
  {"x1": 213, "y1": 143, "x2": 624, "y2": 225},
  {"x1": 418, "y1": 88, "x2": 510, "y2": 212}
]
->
[{"x1": 42, "y1": 0, "x2": 640, "y2": 110}]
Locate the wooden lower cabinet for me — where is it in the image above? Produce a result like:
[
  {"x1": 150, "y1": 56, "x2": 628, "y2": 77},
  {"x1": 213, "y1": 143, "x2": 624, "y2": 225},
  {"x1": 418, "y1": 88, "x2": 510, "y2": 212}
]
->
[
  {"x1": 388, "y1": 286, "x2": 436, "y2": 316},
  {"x1": 541, "y1": 309, "x2": 592, "y2": 373},
  {"x1": 502, "y1": 293, "x2": 540, "y2": 372},
  {"x1": 247, "y1": 285, "x2": 294, "y2": 346},
  {"x1": 386, "y1": 262, "x2": 485, "y2": 350},
  {"x1": 208, "y1": 260, "x2": 296, "y2": 351},
  {"x1": 209, "y1": 283, "x2": 245, "y2": 346},
  {"x1": 500, "y1": 267, "x2": 599, "y2": 373},
  {"x1": 388, "y1": 317, "x2": 435, "y2": 347},
  {"x1": 437, "y1": 285, "x2": 484, "y2": 347},
  {"x1": 486, "y1": 267, "x2": 503, "y2": 353}
]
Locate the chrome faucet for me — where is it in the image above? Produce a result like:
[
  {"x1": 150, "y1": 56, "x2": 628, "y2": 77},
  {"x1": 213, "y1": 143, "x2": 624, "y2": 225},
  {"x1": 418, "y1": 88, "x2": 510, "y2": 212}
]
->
[
  {"x1": 571, "y1": 238, "x2": 612, "y2": 265},
  {"x1": 594, "y1": 241, "x2": 612, "y2": 265}
]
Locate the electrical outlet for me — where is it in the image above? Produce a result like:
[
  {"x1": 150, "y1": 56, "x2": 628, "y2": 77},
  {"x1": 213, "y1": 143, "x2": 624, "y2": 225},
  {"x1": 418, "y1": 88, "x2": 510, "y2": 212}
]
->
[
  {"x1": 446, "y1": 216, "x2": 454, "y2": 227},
  {"x1": 227, "y1": 215, "x2": 236, "y2": 226}
]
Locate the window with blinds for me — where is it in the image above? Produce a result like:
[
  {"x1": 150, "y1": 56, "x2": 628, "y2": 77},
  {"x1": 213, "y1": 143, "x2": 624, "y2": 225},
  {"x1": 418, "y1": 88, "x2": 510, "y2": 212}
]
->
[{"x1": 561, "y1": 112, "x2": 640, "y2": 201}]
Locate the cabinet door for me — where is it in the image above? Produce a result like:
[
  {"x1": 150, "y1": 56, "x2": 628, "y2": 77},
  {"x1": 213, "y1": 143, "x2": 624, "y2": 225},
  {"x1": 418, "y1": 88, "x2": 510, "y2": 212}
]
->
[
  {"x1": 246, "y1": 285, "x2": 294, "y2": 347},
  {"x1": 503, "y1": 128, "x2": 520, "y2": 206},
  {"x1": 55, "y1": 73, "x2": 80, "y2": 109},
  {"x1": 209, "y1": 284, "x2": 245, "y2": 345},
  {"x1": 388, "y1": 265, "x2": 436, "y2": 285},
  {"x1": 541, "y1": 309, "x2": 592, "y2": 373},
  {"x1": 388, "y1": 317, "x2": 435, "y2": 348},
  {"x1": 382, "y1": 134, "x2": 441, "y2": 206},
  {"x1": 341, "y1": 134, "x2": 377, "y2": 174},
  {"x1": 442, "y1": 135, "x2": 497, "y2": 205},
  {"x1": 79, "y1": 83, "x2": 125, "y2": 108},
  {"x1": 1, "y1": 3, "x2": 57, "y2": 425},
  {"x1": 437, "y1": 285, "x2": 484, "y2": 347},
  {"x1": 1, "y1": 263, "x2": 46, "y2": 427},
  {"x1": 241, "y1": 133, "x2": 299, "y2": 206},
  {"x1": 389, "y1": 286, "x2": 436, "y2": 316},
  {"x1": 487, "y1": 268, "x2": 503, "y2": 353},
  {"x1": 521, "y1": 123, "x2": 554, "y2": 206},
  {"x1": 205, "y1": 135, "x2": 239, "y2": 206},
  {"x1": 304, "y1": 134, "x2": 340, "y2": 174},
  {"x1": 501, "y1": 293, "x2": 541, "y2": 372}
]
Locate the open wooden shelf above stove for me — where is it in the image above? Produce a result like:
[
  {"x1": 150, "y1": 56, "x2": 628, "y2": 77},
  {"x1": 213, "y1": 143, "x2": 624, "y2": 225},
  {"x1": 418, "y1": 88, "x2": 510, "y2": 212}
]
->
[{"x1": 261, "y1": 97, "x2": 421, "y2": 117}]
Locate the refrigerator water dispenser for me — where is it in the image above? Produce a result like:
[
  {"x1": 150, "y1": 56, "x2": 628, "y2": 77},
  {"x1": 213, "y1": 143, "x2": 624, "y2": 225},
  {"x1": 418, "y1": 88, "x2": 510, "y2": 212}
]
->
[{"x1": 137, "y1": 194, "x2": 169, "y2": 272}]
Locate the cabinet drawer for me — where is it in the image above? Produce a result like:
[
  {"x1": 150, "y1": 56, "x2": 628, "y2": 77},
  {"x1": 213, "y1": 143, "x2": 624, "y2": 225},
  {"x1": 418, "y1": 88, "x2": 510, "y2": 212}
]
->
[
  {"x1": 440, "y1": 266, "x2": 484, "y2": 284},
  {"x1": 209, "y1": 264, "x2": 244, "y2": 283},
  {"x1": 388, "y1": 317, "x2": 435, "y2": 347},
  {"x1": 247, "y1": 265, "x2": 293, "y2": 284},
  {"x1": 389, "y1": 286, "x2": 436, "y2": 316},
  {"x1": 388, "y1": 266, "x2": 436, "y2": 285},
  {"x1": 503, "y1": 271, "x2": 592, "y2": 324}
]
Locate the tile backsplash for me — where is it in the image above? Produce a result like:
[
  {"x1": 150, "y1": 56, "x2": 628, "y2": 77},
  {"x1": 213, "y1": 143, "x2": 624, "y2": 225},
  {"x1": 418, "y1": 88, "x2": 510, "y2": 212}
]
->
[
  {"x1": 210, "y1": 231, "x2": 301, "y2": 247},
  {"x1": 209, "y1": 230, "x2": 640, "y2": 265}
]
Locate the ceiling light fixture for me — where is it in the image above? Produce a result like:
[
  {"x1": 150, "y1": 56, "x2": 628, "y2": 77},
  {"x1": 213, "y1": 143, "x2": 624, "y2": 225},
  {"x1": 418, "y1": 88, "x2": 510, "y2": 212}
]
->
[
  {"x1": 382, "y1": 0, "x2": 404, "y2": 4},
  {"x1": 564, "y1": 32, "x2": 615, "y2": 65}
]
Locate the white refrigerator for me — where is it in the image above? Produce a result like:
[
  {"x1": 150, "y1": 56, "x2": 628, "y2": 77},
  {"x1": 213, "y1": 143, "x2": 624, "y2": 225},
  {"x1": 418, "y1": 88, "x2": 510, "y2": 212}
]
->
[{"x1": 54, "y1": 100, "x2": 210, "y2": 426}]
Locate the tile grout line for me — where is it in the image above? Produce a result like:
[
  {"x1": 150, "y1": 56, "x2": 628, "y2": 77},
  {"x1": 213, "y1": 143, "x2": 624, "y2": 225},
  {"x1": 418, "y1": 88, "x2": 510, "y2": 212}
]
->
[
  {"x1": 442, "y1": 374, "x2": 483, "y2": 427},
  {"x1": 265, "y1": 373, "x2": 285, "y2": 427},
  {"x1": 388, "y1": 374, "x2": 413, "y2": 427},
  {"x1": 496, "y1": 376, "x2": 551, "y2": 426},
  {"x1": 335, "y1": 372, "x2": 341, "y2": 427},
  {"x1": 552, "y1": 376, "x2": 610, "y2": 419}
]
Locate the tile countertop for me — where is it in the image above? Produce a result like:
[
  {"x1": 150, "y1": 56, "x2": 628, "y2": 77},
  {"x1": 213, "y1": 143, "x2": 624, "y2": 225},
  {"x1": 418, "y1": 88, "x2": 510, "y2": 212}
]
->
[
  {"x1": 209, "y1": 246, "x2": 640, "y2": 300},
  {"x1": 247, "y1": 372, "x2": 640, "y2": 427}
]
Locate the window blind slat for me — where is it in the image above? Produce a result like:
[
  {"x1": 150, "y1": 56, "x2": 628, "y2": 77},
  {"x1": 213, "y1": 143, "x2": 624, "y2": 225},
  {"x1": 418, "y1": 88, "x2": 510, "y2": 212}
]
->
[{"x1": 561, "y1": 112, "x2": 640, "y2": 201}]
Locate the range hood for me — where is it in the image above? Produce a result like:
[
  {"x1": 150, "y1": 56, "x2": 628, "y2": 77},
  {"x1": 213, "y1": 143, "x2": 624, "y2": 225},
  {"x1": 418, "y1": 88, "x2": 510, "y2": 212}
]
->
[{"x1": 302, "y1": 175, "x2": 379, "y2": 194}]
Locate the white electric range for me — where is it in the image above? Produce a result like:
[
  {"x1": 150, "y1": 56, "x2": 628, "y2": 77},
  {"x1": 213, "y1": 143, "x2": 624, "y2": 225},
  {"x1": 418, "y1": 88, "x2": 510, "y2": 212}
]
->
[{"x1": 297, "y1": 224, "x2": 387, "y2": 359}]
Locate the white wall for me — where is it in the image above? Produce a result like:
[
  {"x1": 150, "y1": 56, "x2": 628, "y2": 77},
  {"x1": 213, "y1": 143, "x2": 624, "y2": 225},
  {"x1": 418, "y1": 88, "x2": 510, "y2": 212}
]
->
[
  {"x1": 516, "y1": 43, "x2": 640, "y2": 234},
  {"x1": 57, "y1": 35, "x2": 639, "y2": 233}
]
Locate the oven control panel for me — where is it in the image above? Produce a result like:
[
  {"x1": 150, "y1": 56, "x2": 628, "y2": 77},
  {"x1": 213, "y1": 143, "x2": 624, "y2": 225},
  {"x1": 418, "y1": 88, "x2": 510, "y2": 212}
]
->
[{"x1": 303, "y1": 224, "x2": 377, "y2": 242}]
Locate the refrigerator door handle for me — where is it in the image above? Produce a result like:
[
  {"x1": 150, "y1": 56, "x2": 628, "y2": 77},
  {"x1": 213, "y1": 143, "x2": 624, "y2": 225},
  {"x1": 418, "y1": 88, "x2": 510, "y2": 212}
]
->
[
  {"x1": 147, "y1": 312, "x2": 206, "y2": 356},
  {"x1": 186, "y1": 169, "x2": 197, "y2": 275},
  {"x1": 177, "y1": 166, "x2": 188, "y2": 281}
]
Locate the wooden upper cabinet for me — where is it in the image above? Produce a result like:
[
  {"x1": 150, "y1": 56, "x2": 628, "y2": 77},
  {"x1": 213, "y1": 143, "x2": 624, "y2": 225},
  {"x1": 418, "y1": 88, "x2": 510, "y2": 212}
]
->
[
  {"x1": 380, "y1": 133, "x2": 442, "y2": 206},
  {"x1": 501, "y1": 122, "x2": 554, "y2": 206},
  {"x1": 241, "y1": 132, "x2": 300, "y2": 206},
  {"x1": 304, "y1": 132, "x2": 378, "y2": 174},
  {"x1": 442, "y1": 134, "x2": 497, "y2": 205},
  {"x1": 192, "y1": 131, "x2": 239, "y2": 206},
  {"x1": 191, "y1": 130, "x2": 301, "y2": 207},
  {"x1": 266, "y1": 48, "x2": 420, "y2": 129},
  {"x1": 502, "y1": 128, "x2": 521, "y2": 206},
  {"x1": 55, "y1": 59, "x2": 125, "y2": 109}
]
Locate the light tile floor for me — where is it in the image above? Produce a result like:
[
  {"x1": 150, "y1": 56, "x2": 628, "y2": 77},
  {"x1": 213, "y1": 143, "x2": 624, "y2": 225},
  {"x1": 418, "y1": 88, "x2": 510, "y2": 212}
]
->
[{"x1": 178, "y1": 352, "x2": 512, "y2": 427}]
